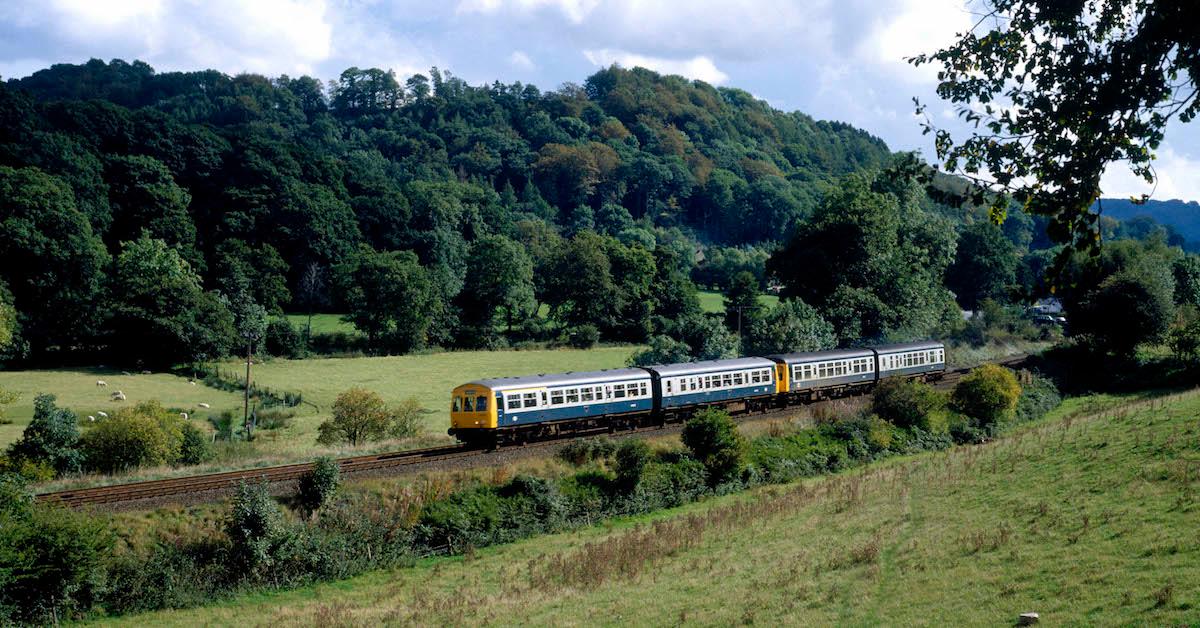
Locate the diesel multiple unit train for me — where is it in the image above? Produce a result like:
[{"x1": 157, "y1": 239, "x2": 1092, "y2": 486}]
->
[{"x1": 449, "y1": 341, "x2": 945, "y2": 445}]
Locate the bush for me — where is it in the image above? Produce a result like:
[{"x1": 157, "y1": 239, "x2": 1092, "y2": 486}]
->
[
  {"x1": 297, "y1": 457, "x2": 341, "y2": 517},
  {"x1": 951, "y1": 364, "x2": 1022, "y2": 434},
  {"x1": 872, "y1": 378, "x2": 946, "y2": 431},
  {"x1": 255, "y1": 408, "x2": 295, "y2": 431},
  {"x1": 178, "y1": 422, "x2": 213, "y2": 466},
  {"x1": 5, "y1": 393, "x2": 83, "y2": 476},
  {"x1": 80, "y1": 401, "x2": 184, "y2": 473},
  {"x1": 264, "y1": 318, "x2": 304, "y2": 358},
  {"x1": 0, "y1": 499, "x2": 114, "y2": 624},
  {"x1": 568, "y1": 324, "x2": 599, "y2": 349},
  {"x1": 1013, "y1": 373, "x2": 1061, "y2": 424},
  {"x1": 614, "y1": 439, "x2": 651, "y2": 491},
  {"x1": 224, "y1": 481, "x2": 284, "y2": 576},
  {"x1": 388, "y1": 397, "x2": 423, "y2": 439},
  {"x1": 681, "y1": 409, "x2": 746, "y2": 486},
  {"x1": 556, "y1": 436, "x2": 617, "y2": 466}
]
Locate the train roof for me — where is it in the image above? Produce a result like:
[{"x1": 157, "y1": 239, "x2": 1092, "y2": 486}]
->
[
  {"x1": 464, "y1": 368, "x2": 651, "y2": 391},
  {"x1": 644, "y1": 357, "x2": 777, "y2": 377},
  {"x1": 873, "y1": 341, "x2": 945, "y2": 353},
  {"x1": 765, "y1": 347, "x2": 875, "y2": 364}
]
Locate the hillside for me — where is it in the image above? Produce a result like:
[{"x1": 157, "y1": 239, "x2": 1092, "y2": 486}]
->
[
  {"x1": 1095, "y1": 198, "x2": 1200, "y2": 244},
  {"x1": 108, "y1": 390, "x2": 1200, "y2": 626}
]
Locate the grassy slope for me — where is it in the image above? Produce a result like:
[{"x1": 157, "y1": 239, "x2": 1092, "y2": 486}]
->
[
  {"x1": 3, "y1": 347, "x2": 637, "y2": 480},
  {"x1": 697, "y1": 290, "x2": 780, "y2": 315},
  {"x1": 109, "y1": 392, "x2": 1200, "y2": 626},
  {"x1": 0, "y1": 370, "x2": 244, "y2": 449}
]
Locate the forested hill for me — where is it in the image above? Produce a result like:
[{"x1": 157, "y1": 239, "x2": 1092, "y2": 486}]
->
[
  {"x1": 1094, "y1": 198, "x2": 1200, "y2": 245},
  {"x1": 0, "y1": 58, "x2": 895, "y2": 363}
]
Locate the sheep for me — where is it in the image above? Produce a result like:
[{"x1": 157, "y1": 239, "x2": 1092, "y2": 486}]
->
[
  {"x1": 187, "y1": 379, "x2": 197, "y2": 386},
  {"x1": 198, "y1": 402, "x2": 211, "y2": 409},
  {"x1": 87, "y1": 415, "x2": 96, "y2": 422},
  {"x1": 179, "y1": 412, "x2": 189, "y2": 420},
  {"x1": 140, "y1": 370, "x2": 151, "y2": 375},
  {"x1": 95, "y1": 380, "x2": 107, "y2": 387},
  {"x1": 110, "y1": 391, "x2": 126, "y2": 401},
  {"x1": 97, "y1": 411, "x2": 108, "y2": 418},
  {"x1": 121, "y1": 371, "x2": 132, "y2": 376}
]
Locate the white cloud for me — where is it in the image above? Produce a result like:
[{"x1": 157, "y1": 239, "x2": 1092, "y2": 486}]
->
[
  {"x1": 456, "y1": 0, "x2": 600, "y2": 24},
  {"x1": 857, "y1": 0, "x2": 972, "y2": 83},
  {"x1": 583, "y1": 48, "x2": 728, "y2": 84},
  {"x1": 508, "y1": 50, "x2": 534, "y2": 70},
  {"x1": 1101, "y1": 145, "x2": 1200, "y2": 202},
  {"x1": 36, "y1": 0, "x2": 335, "y2": 75}
]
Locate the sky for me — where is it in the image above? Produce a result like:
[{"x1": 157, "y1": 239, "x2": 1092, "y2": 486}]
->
[{"x1": 1, "y1": 0, "x2": 1196, "y2": 202}]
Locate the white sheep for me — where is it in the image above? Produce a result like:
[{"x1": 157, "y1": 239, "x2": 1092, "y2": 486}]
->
[
  {"x1": 95, "y1": 380, "x2": 107, "y2": 387},
  {"x1": 180, "y1": 412, "x2": 189, "y2": 420},
  {"x1": 187, "y1": 379, "x2": 197, "y2": 386},
  {"x1": 198, "y1": 402, "x2": 211, "y2": 409},
  {"x1": 87, "y1": 415, "x2": 96, "y2": 421},
  {"x1": 97, "y1": 411, "x2": 108, "y2": 418},
  {"x1": 121, "y1": 371, "x2": 132, "y2": 376},
  {"x1": 111, "y1": 391, "x2": 126, "y2": 401},
  {"x1": 140, "y1": 370, "x2": 151, "y2": 375}
]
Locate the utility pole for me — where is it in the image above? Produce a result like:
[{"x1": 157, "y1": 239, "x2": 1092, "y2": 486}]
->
[{"x1": 243, "y1": 339, "x2": 252, "y2": 440}]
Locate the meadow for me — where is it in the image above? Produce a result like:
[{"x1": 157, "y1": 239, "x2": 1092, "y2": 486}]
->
[
  {"x1": 3, "y1": 346, "x2": 640, "y2": 484},
  {"x1": 104, "y1": 389, "x2": 1200, "y2": 626},
  {"x1": 697, "y1": 289, "x2": 779, "y2": 314}
]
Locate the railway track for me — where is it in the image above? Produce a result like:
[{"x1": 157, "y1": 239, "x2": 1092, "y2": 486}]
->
[{"x1": 36, "y1": 354, "x2": 1031, "y2": 510}]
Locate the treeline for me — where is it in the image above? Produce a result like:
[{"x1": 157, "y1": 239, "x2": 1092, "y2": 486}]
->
[{"x1": 0, "y1": 58, "x2": 1195, "y2": 367}]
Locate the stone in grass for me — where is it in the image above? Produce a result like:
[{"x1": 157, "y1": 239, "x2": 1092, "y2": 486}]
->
[{"x1": 1017, "y1": 612, "x2": 1039, "y2": 625}]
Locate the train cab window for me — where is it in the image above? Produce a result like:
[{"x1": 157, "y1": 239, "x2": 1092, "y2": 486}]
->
[
  {"x1": 452, "y1": 397, "x2": 463, "y2": 412},
  {"x1": 475, "y1": 397, "x2": 487, "y2": 412},
  {"x1": 506, "y1": 397, "x2": 520, "y2": 410},
  {"x1": 523, "y1": 392, "x2": 538, "y2": 408}
]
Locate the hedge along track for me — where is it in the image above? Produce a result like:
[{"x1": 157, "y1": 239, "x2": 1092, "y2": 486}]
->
[{"x1": 36, "y1": 354, "x2": 1030, "y2": 510}]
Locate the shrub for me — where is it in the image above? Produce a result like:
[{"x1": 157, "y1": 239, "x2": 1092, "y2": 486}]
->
[
  {"x1": 388, "y1": 397, "x2": 423, "y2": 439},
  {"x1": 5, "y1": 393, "x2": 83, "y2": 476},
  {"x1": 568, "y1": 324, "x2": 600, "y2": 349},
  {"x1": 264, "y1": 317, "x2": 304, "y2": 358},
  {"x1": 614, "y1": 439, "x2": 651, "y2": 491},
  {"x1": 556, "y1": 437, "x2": 617, "y2": 466},
  {"x1": 0, "y1": 499, "x2": 114, "y2": 624},
  {"x1": 872, "y1": 378, "x2": 946, "y2": 431},
  {"x1": 318, "y1": 388, "x2": 391, "y2": 446},
  {"x1": 255, "y1": 408, "x2": 295, "y2": 430},
  {"x1": 681, "y1": 409, "x2": 746, "y2": 486},
  {"x1": 1013, "y1": 373, "x2": 1061, "y2": 424},
  {"x1": 951, "y1": 364, "x2": 1022, "y2": 433},
  {"x1": 178, "y1": 422, "x2": 213, "y2": 466},
  {"x1": 80, "y1": 401, "x2": 184, "y2": 473},
  {"x1": 224, "y1": 481, "x2": 284, "y2": 575},
  {"x1": 297, "y1": 457, "x2": 342, "y2": 517},
  {"x1": 210, "y1": 410, "x2": 237, "y2": 441}
]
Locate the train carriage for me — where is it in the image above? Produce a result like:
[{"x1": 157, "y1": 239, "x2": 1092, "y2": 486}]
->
[
  {"x1": 645, "y1": 357, "x2": 778, "y2": 416},
  {"x1": 449, "y1": 368, "x2": 654, "y2": 444},
  {"x1": 766, "y1": 348, "x2": 877, "y2": 399},
  {"x1": 873, "y1": 341, "x2": 946, "y2": 380}
]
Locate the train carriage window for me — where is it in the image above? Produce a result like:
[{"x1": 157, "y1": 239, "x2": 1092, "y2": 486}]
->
[
  {"x1": 452, "y1": 397, "x2": 462, "y2": 412},
  {"x1": 523, "y1": 393, "x2": 537, "y2": 408},
  {"x1": 582, "y1": 388, "x2": 594, "y2": 402},
  {"x1": 550, "y1": 391, "x2": 564, "y2": 405},
  {"x1": 566, "y1": 389, "x2": 579, "y2": 404},
  {"x1": 722, "y1": 373, "x2": 733, "y2": 387},
  {"x1": 613, "y1": 384, "x2": 626, "y2": 398},
  {"x1": 733, "y1": 372, "x2": 744, "y2": 386},
  {"x1": 665, "y1": 380, "x2": 673, "y2": 394},
  {"x1": 506, "y1": 397, "x2": 520, "y2": 410},
  {"x1": 476, "y1": 397, "x2": 487, "y2": 412}
]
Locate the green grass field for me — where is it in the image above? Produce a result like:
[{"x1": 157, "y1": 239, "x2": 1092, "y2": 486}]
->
[
  {"x1": 0, "y1": 369, "x2": 245, "y2": 449},
  {"x1": 283, "y1": 313, "x2": 359, "y2": 336},
  {"x1": 2, "y1": 346, "x2": 640, "y2": 479},
  {"x1": 107, "y1": 389, "x2": 1200, "y2": 626},
  {"x1": 697, "y1": 290, "x2": 780, "y2": 314}
]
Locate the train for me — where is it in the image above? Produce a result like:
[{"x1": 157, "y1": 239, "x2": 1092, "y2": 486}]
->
[{"x1": 448, "y1": 341, "x2": 946, "y2": 446}]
